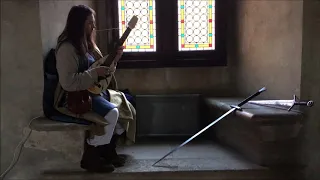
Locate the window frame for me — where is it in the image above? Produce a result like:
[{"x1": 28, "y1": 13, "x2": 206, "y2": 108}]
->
[{"x1": 107, "y1": 0, "x2": 228, "y2": 69}]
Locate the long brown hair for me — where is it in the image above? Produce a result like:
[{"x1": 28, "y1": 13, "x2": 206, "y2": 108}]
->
[{"x1": 57, "y1": 5, "x2": 100, "y2": 56}]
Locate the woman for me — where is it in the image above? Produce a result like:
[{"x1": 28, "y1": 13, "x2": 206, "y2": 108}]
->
[{"x1": 55, "y1": 5, "x2": 127, "y2": 173}]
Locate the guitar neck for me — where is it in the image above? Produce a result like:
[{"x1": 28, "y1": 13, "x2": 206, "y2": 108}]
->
[{"x1": 103, "y1": 27, "x2": 133, "y2": 66}]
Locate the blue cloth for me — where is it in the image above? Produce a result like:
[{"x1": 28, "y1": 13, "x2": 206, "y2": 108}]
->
[
  {"x1": 91, "y1": 94, "x2": 116, "y2": 117},
  {"x1": 50, "y1": 115, "x2": 92, "y2": 125}
]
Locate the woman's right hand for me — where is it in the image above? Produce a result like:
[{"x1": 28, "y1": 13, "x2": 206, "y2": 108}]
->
[{"x1": 95, "y1": 66, "x2": 112, "y2": 77}]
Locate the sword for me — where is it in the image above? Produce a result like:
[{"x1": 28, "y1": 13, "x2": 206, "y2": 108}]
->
[
  {"x1": 249, "y1": 94, "x2": 314, "y2": 111},
  {"x1": 152, "y1": 87, "x2": 267, "y2": 166}
]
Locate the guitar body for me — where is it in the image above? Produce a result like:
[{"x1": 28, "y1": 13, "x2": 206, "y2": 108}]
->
[
  {"x1": 87, "y1": 57, "x2": 110, "y2": 94},
  {"x1": 87, "y1": 15, "x2": 138, "y2": 95},
  {"x1": 87, "y1": 81, "x2": 106, "y2": 94}
]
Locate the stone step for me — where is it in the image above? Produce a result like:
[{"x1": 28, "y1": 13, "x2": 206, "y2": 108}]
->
[
  {"x1": 36, "y1": 155, "x2": 300, "y2": 180},
  {"x1": 7, "y1": 135, "x2": 302, "y2": 180},
  {"x1": 39, "y1": 163, "x2": 297, "y2": 180},
  {"x1": 5, "y1": 145, "x2": 301, "y2": 180}
]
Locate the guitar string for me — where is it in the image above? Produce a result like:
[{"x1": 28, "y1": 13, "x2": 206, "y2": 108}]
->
[{"x1": 96, "y1": 28, "x2": 120, "y2": 32}]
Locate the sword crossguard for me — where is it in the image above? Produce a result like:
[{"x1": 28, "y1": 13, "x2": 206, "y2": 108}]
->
[{"x1": 230, "y1": 105, "x2": 242, "y2": 111}]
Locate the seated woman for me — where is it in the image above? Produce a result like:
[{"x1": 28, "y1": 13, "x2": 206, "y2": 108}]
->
[{"x1": 55, "y1": 5, "x2": 133, "y2": 173}]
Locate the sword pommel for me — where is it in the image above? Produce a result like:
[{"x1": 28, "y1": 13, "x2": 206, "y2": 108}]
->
[
  {"x1": 259, "y1": 87, "x2": 267, "y2": 93},
  {"x1": 307, "y1": 101, "x2": 314, "y2": 107}
]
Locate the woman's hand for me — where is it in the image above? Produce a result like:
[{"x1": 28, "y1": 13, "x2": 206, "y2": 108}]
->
[
  {"x1": 95, "y1": 46, "x2": 124, "y2": 77},
  {"x1": 108, "y1": 46, "x2": 124, "y2": 74},
  {"x1": 108, "y1": 64, "x2": 116, "y2": 74},
  {"x1": 95, "y1": 66, "x2": 112, "y2": 77},
  {"x1": 113, "y1": 46, "x2": 124, "y2": 63}
]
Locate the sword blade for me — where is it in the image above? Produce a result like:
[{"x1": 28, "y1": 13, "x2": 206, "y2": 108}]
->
[
  {"x1": 152, "y1": 108, "x2": 237, "y2": 166},
  {"x1": 249, "y1": 100, "x2": 294, "y2": 107}
]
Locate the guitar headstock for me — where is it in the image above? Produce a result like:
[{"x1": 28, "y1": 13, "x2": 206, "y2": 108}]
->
[{"x1": 128, "y1": 15, "x2": 138, "y2": 30}]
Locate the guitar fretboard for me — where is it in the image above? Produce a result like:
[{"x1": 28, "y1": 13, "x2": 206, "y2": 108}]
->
[{"x1": 103, "y1": 27, "x2": 133, "y2": 66}]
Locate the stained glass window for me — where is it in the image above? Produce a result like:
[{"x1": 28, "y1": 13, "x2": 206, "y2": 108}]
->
[
  {"x1": 178, "y1": 0, "x2": 215, "y2": 51},
  {"x1": 118, "y1": 0, "x2": 156, "y2": 52}
]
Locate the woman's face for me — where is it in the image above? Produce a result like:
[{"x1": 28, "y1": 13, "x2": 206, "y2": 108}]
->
[{"x1": 85, "y1": 14, "x2": 96, "y2": 36}]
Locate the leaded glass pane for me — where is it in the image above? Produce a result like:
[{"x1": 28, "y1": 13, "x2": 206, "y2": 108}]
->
[
  {"x1": 178, "y1": 0, "x2": 215, "y2": 51},
  {"x1": 118, "y1": 0, "x2": 156, "y2": 52}
]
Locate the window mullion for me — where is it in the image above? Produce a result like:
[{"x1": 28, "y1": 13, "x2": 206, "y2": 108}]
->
[{"x1": 155, "y1": 0, "x2": 178, "y2": 62}]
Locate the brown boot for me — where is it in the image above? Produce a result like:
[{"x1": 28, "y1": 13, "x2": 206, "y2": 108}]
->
[
  {"x1": 80, "y1": 144, "x2": 115, "y2": 173},
  {"x1": 97, "y1": 143, "x2": 126, "y2": 167},
  {"x1": 110, "y1": 134, "x2": 127, "y2": 166}
]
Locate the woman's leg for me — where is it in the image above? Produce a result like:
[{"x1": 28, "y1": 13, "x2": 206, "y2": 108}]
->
[
  {"x1": 81, "y1": 107, "x2": 125, "y2": 173},
  {"x1": 80, "y1": 109, "x2": 118, "y2": 173},
  {"x1": 80, "y1": 106, "x2": 120, "y2": 173},
  {"x1": 86, "y1": 107, "x2": 119, "y2": 146},
  {"x1": 100, "y1": 92, "x2": 127, "y2": 160},
  {"x1": 85, "y1": 95, "x2": 126, "y2": 167},
  {"x1": 115, "y1": 123, "x2": 125, "y2": 135},
  {"x1": 101, "y1": 91, "x2": 125, "y2": 137}
]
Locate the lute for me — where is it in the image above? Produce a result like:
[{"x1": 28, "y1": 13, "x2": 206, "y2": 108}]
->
[{"x1": 88, "y1": 15, "x2": 138, "y2": 94}]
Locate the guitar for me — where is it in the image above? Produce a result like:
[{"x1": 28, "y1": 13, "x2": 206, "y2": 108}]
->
[{"x1": 87, "y1": 15, "x2": 138, "y2": 94}]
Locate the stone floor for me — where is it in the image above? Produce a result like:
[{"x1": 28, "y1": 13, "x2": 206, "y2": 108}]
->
[
  {"x1": 113, "y1": 139, "x2": 264, "y2": 172},
  {"x1": 5, "y1": 138, "x2": 291, "y2": 180}
]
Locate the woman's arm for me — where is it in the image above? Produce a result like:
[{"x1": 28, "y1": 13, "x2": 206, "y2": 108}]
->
[{"x1": 56, "y1": 42, "x2": 98, "y2": 92}]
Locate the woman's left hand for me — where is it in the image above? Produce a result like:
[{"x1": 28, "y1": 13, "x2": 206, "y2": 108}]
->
[
  {"x1": 114, "y1": 46, "x2": 124, "y2": 63},
  {"x1": 109, "y1": 46, "x2": 124, "y2": 74}
]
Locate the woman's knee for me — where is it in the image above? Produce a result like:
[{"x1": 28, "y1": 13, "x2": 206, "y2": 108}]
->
[{"x1": 104, "y1": 108, "x2": 119, "y2": 123}]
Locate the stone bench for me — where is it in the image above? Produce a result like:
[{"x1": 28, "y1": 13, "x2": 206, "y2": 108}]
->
[
  {"x1": 203, "y1": 98, "x2": 304, "y2": 167},
  {"x1": 29, "y1": 116, "x2": 92, "y2": 155},
  {"x1": 30, "y1": 116, "x2": 91, "y2": 131}
]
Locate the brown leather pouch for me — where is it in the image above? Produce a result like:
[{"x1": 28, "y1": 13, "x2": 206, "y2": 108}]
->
[{"x1": 66, "y1": 90, "x2": 92, "y2": 114}]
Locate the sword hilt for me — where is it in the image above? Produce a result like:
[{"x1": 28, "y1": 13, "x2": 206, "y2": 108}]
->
[
  {"x1": 288, "y1": 95, "x2": 314, "y2": 111},
  {"x1": 238, "y1": 87, "x2": 266, "y2": 107},
  {"x1": 294, "y1": 101, "x2": 314, "y2": 107}
]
